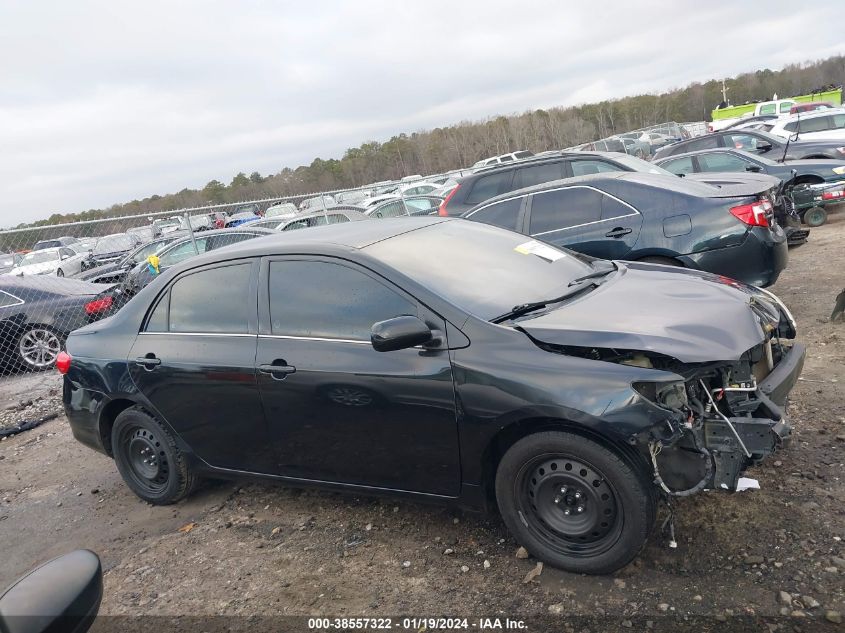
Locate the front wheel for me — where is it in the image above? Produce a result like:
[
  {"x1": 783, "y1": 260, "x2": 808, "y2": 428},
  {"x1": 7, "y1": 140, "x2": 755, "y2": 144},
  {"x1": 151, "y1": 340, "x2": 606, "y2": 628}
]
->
[
  {"x1": 495, "y1": 431, "x2": 656, "y2": 575},
  {"x1": 112, "y1": 407, "x2": 199, "y2": 504}
]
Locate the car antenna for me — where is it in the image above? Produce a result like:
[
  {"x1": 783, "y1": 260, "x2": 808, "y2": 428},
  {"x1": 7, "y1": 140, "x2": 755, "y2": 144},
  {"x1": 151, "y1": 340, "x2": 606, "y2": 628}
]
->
[{"x1": 782, "y1": 111, "x2": 799, "y2": 163}]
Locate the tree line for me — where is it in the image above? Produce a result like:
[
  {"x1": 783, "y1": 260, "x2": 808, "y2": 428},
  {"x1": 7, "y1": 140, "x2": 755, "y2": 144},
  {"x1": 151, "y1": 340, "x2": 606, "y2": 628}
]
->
[{"x1": 15, "y1": 54, "x2": 845, "y2": 231}]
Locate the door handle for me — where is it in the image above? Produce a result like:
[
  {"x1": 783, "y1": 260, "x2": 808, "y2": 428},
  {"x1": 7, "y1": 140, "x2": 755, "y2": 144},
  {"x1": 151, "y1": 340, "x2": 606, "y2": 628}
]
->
[
  {"x1": 605, "y1": 227, "x2": 633, "y2": 238},
  {"x1": 258, "y1": 362, "x2": 296, "y2": 380},
  {"x1": 134, "y1": 355, "x2": 161, "y2": 370}
]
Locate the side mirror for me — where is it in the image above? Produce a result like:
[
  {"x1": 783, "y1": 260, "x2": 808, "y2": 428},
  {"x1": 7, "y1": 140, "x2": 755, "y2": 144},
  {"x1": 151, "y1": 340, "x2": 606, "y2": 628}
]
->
[
  {"x1": 371, "y1": 316, "x2": 432, "y2": 352},
  {"x1": 0, "y1": 550, "x2": 102, "y2": 633},
  {"x1": 745, "y1": 165, "x2": 763, "y2": 173},
  {"x1": 756, "y1": 142, "x2": 773, "y2": 152}
]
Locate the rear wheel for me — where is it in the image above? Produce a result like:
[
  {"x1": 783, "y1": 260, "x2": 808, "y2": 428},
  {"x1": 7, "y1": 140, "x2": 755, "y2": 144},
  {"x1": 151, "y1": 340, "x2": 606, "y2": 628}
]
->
[
  {"x1": 803, "y1": 206, "x2": 827, "y2": 227},
  {"x1": 17, "y1": 327, "x2": 63, "y2": 370},
  {"x1": 112, "y1": 407, "x2": 198, "y2": 504},
  {"x1": 495, "y1": 431, "x2": 656, "y2": 574},
  {"x1": 638, "y1": 256, "x2": 682, "y2": 267}
]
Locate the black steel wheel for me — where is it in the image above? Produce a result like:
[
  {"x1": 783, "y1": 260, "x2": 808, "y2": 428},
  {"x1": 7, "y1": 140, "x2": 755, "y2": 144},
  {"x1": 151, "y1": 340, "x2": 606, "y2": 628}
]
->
[
  {"x1": 495, "y1": 431, "x2": 656, "y2": 574},
  {"x1": 112, "y1": 407, "x2": 198, "y2": 504}
]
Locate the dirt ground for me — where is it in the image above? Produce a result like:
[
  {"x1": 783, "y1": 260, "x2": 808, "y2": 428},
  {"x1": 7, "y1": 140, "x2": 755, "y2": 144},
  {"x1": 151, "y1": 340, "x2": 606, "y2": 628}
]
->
[{"x1": 1, "y1": 212, "x2": 844, "y2": 632}]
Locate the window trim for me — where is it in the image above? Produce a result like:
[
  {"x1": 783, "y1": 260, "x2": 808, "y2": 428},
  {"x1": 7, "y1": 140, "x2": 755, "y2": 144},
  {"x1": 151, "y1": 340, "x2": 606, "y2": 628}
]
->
[
  {"x1": 525, "y1": 185, "x2": 640, "y2": 237},
  {"x1": 0, "y1": 290, "x2": 24, "y2": 308},
  {"x1": 140, "y1": 258, "x2": 259, "y2": 335},
  {"x1": 258, "y1": 255, "x2": 421, "y2": 341}
]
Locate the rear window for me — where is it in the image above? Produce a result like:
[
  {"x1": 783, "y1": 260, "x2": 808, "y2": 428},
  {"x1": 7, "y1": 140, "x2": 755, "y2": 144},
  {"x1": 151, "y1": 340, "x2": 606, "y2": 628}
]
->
[{"x1": 465, "y1": 171, "x2": 512, "y2": 205}]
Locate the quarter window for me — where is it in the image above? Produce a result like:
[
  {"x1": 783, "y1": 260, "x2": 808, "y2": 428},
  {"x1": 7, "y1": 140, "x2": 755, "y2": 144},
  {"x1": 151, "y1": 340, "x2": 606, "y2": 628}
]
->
[
  {"x1": 601, "y1": 194, "x2": 634, "y2": 220},
  {"x1": 0, "y1": 291, "x2": 21, "y2": 308},
  {"x1": 570, "y1": 160, "x2": 623, "y2": 177},
  {"x1": 529, "y1": 187, "x2": 602, "y2": 234},
  {"x1": 468, "y1": 197, "x2": 523, "y2": 230},
  {"x1": 268, "y1": 261, "x2": 415, "y2": 340},
  {"x1": 168, "y1": 264, "x2": 252, "y2": 333}
]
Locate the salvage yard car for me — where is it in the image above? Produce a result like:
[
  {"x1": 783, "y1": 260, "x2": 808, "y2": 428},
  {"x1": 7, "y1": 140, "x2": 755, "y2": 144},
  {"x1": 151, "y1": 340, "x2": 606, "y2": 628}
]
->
[
  {"x1": 463, "y1": 172, "x2": 788, "y2": 287},
  {"x1": 61, "y1": 218, "x2": 804, "y2": 574}
]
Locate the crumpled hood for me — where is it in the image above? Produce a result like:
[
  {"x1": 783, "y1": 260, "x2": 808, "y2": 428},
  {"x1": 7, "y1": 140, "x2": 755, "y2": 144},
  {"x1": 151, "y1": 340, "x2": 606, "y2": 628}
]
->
[{"x1": 517, "y1": 262, "x2": 781, "y2": 364}]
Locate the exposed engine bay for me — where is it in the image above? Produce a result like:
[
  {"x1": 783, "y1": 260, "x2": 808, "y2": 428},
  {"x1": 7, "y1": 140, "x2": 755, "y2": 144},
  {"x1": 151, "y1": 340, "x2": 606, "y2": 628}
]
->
[{"x1": 534, "y1": 287, "x2": 805, "y2": 496}]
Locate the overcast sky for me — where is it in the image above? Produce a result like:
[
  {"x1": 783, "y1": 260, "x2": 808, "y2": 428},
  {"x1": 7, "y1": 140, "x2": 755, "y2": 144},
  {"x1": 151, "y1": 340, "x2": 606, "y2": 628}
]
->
[{"x1": 1, "y1": 1, "x2": 842, "y2": 225}]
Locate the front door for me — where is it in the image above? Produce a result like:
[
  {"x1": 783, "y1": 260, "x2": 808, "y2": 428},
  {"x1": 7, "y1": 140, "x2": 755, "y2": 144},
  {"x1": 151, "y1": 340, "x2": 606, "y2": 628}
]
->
[
  {"x1": 255, "y1": 257, "x2": 461, "y2": 496},
  {"x1": 128, "y1": 260, "x2": 276, "y2": 472}
]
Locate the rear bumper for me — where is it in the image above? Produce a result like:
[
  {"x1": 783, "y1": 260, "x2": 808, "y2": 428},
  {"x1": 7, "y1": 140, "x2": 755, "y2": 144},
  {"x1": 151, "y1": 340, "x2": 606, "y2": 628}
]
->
[
  {"x1": 683, "y1": 227, "x2": 788, "y2": 287},
  {"x1": 63, "y1": 377, "x2": 109, "y2": 455}
]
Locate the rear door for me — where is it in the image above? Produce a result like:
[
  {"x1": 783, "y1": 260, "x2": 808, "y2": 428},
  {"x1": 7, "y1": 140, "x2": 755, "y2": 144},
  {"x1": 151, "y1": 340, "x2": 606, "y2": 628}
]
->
[
  {"x1": 128, "y1": 260, "x2": 276, "y2": 472},
  {"x1": 525, "y1": 186, "x2": 642, "y2": 259},
  {"x1": 255, "y1": 257, "x2": 461, "y2": 495}
]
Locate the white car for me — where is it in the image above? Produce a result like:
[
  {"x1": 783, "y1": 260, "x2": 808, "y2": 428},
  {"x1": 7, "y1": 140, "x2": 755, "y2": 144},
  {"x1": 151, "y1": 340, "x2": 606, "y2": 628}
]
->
[
  {"x1": 399, "y1": 182, "x2": 440, "y2": 196},
  {"x1": 265, "y1": 202, "x2": 299, "y2": 219},
  {"x1": 769, "y1": 108, "x2": 845, "y2": 141},
  {"x1": 7, "y1": 247, "x2": 86, "y2": 277},
  {"x1": 471, "y1": 150, "x2": 534, "y2": 169},
  {"x1": 358, "y1": 194, "x2": 399, "y2": 209}
]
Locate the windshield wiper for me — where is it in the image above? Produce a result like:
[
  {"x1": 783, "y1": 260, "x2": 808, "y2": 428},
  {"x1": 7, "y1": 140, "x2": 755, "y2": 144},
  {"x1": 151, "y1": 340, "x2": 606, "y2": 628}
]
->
[
  {"x1": 491, "y1": 281, "x2": 599, "y2": 324},
  {"x1": 568, "y1": 261, "x2": 618, "y2": 286}
]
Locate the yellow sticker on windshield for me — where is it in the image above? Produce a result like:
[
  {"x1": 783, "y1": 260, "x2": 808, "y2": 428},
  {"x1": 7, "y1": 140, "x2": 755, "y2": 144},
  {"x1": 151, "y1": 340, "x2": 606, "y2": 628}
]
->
[{"x1": 514, "y1": 240, "x2": 565, "y2": 262}]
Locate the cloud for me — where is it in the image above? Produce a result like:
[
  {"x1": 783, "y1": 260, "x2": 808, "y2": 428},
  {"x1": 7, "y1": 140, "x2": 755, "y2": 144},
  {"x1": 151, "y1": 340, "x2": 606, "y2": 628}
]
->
[{"x1": 0, "y1": 0, "x2": 842, "y2": 224}]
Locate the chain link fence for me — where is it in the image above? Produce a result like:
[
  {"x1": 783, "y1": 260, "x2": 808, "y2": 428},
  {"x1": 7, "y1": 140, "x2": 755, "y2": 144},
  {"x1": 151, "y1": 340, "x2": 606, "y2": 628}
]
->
[{"x1": 0, "y1": 118, "x2": 706, "y2": 377}]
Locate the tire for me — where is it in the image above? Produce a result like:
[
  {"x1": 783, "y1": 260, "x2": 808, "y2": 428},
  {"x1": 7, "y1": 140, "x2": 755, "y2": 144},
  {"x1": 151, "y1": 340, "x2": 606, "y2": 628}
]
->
[
  {"x1": 495, "y1": 431, "x2": 656, "y2": 575},
  {"x1": 17, "y1": 326, "x2": 63, "y2": 370},
  {"x1": 803, "y1": 206, "x2": 827, "y2": 228},
  {"x1": 112, "y1": 407, "x2": 199, "y2": 505},
  {"x1": 56, "y1": 269, "x2": 64, "y2": 278},
  {"x1": 638, "y1": 256, "x2": 683, "y2": 267}
]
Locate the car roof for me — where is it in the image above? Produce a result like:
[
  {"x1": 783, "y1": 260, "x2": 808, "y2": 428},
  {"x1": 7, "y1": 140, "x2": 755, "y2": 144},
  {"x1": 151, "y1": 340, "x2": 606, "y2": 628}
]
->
[
  {"x1": 178, "y1": 217, "x2": 450, "y2": 268},
  {"x1": 776, "y1": 106, "x2": 845, "y2": 124},
  {"x1": 466, "y1": 150, "x2": 628, "y2": 177},
  {"x1": 654, "y1": 147, "x2": 762, "y2": 161}
]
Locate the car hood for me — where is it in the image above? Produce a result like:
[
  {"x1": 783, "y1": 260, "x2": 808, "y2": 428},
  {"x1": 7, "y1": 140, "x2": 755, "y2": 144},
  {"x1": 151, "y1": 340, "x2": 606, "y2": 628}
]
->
[
  {"x1": 7, "y1": 261, "x2": 58, "y2": 276},
  {"x1": 516, "y1": 262, "x2": 780, "y2": 364},
  {"x1": 73, "y1": 261, "x2": 122, "y2": 280},
  {"x1": 682, "y1": 172, "x2": 780, "y2": 196}
]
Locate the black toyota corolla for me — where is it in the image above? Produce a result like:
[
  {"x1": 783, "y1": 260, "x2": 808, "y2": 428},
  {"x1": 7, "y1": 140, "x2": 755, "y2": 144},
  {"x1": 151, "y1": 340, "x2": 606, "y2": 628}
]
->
[{"x1": 60, "y1": 218, "x2": 804, "y2": 574}]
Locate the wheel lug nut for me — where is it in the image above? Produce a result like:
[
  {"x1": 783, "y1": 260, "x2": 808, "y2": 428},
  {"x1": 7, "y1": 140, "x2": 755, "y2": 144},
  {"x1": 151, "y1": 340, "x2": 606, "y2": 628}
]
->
[
  {"x1": 574, "y1": 492, "x2": 582, "y2": 500},
  {"x1": 576, "y1": 506, "x2": 584, "y2": 513},
  {"x1": 563, "y1": 508, "x2": 571, "y2": 515},
  {"x1": 554, "y1": 496, "x2": 560, "y2": 504},
  {"x1": 559, "y1": 486, "x2": 567, "y2": 494}
]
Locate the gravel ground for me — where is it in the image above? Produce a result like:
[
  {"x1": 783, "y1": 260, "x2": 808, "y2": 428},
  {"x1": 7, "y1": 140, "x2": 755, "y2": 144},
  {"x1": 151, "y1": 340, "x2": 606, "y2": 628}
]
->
[{"x1": 1, "y1": 212, "x2": 844, "y2": 632}]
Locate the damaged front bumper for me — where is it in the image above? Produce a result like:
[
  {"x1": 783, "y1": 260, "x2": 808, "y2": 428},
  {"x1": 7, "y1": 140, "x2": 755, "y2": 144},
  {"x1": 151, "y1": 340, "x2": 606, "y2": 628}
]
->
[{"x1": 648, "y1": 341, "x2": 805, "y2": 494}]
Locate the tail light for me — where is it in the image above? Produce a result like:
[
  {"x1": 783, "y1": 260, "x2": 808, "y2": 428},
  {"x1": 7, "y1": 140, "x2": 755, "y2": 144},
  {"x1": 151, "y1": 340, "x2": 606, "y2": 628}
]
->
[
  {"x1": 822, "y1": 189, "x2": 844, "y2": 201},
  {"x1": 438, "y1": 185, "x2": 460, "y2": 216},
  {"x1": 85, "y1": 295, "x2": 114, "y2": 315},
  {"x1": 729, "y1": 199, "x2": 772, "y2": 227},
  {"x1": 56, "y1": 351, "x2": 72, "y2": 375}
]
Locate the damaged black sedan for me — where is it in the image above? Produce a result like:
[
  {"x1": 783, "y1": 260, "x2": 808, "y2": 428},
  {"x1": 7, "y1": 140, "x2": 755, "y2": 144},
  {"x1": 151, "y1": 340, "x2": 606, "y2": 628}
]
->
[{"x1": 61, "y1": 218, "x2": 804, "y2": 574}]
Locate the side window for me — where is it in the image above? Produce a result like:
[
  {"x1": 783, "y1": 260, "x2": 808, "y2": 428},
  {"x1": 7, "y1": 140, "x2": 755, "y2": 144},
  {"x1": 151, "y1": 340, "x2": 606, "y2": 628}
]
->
[
  {"x1": 168, "y1": 264, "x2": 252, "y2": 333},
  {"x1": 832, "y1": 114, "x2": 845, "y2": 129},
  {"x1": 600, "y1": 194, "x2": 635, "y2": 220},
  {"x1": 570, "y1": 160, "x2": 623, "y2": 177},
  {"x1": 158, "y1": 238, "x2": 209, "y2": 267},
  {"x1": 512, "y1": 162, "x2": 563, "y2": 189},
  {"x1": 684, "y1": 136, "x2": 720, "y2": 152},
  {"x1": 723, "y1": 133, "x2": 768, "y2": 151},
  {"x1": 529, "y1": 187, "x2": 602, "y2": 234},
  {"x1": 0, "y1": 291, "x2": 21, "y2": 308},
  {"x1": 268, "y1": 261, "x2": 416, "y2": 340},
  {"x1": 758, "y1": 103, "x2": 777, "y2": 115},
  {"x1": 499, "y1": 155, "x2": 514, "y2": 162},
  {"x1": 205, "y1": 232, "x2": 257, "y2": 251},
  {"x1": 467, "y1": 197, "x2": 523, "y2": 230},
  {"x1": 373, "y1": 202, "x2": 408, "y2": 218},
  {"x1": 660, "y1": 156, "x2": 695, "y2": 175},
  {"x1": 779, "y1": 102, "x2": 793, "y2": 114},
  {"x1": 283, "y1": 219, "x2": 309, "y2": 231},
  {"x1": 329, "y1": 214, "x2": 350, "y2": 224},
  {"x1": 801, "y1": 116, "x2": 832, "y2": 133},
  {"x1": 60, "y1": 248, "x2": 75, "y2": 258},
  {"x1": 465, "y1": 171, "x2": 512, "y2": 205},
  {"x1": 697, "y1": 152, "x2": 753, "y2": 172},
  {"x1": 784, "y1": 121, "x2": 798, "y2": 133}
]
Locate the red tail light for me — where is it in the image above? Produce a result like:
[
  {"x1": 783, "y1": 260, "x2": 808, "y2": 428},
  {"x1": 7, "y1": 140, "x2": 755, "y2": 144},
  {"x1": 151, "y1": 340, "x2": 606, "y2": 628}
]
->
[
  {"x1": 822, "y1": 189, "x2": 844, "y2": 200},
  {"x1": 85, "y1": 296, "x2": 114, "y2": 315},
  {"x1": 56, "y1": 351, "x2": 72, "y2": 375},
  {"x1": 438, "y1": 185, "x2": 460, "y2": 216},
  {"x1": 729, "y1": 199, "x2": 772, "y2": 227}
]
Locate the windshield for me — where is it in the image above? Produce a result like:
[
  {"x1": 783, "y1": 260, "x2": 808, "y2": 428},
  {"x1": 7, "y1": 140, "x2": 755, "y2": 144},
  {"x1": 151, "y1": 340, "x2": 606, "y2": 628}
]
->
[
  {"x1": 611, "y1": 153, "x2": 677, "y2": 177},
  {"x1": 366, "y1": 221, "x2": 593, "y2": 320},
  {"x1": 21, "y1": 250, "x2": 59, "y2": 264},
  {"x1": 0, "y1": 256, "x2": 15, "y2": 267},
  {"x1": 94, "y1": 234, "x2": 135, "y2": 254}
]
